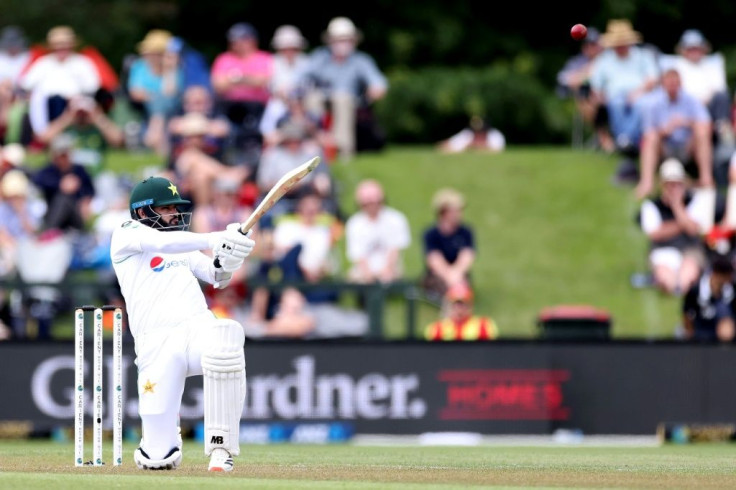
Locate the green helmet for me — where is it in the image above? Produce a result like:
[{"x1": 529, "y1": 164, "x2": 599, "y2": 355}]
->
[{"x1": 129, "y1": 177, "x2": 192, "y2": 231}]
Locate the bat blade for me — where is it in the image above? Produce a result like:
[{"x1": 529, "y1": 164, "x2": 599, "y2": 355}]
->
[{"x1": 239, "y1": 156, "x2": 321, "y2": 234}]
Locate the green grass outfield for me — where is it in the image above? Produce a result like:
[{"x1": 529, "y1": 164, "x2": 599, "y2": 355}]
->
[
  {"x1": 1, "y1": 441, "x2": 736, "y2": 488},
  {"x1": 33, "y1": 145, "x2": 681, "y2": 339}
]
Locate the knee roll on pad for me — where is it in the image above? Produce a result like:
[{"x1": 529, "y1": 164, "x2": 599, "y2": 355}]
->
[
  {"x1": 202, "y1": 319, "x2": 246, "y2": 457},
  {"x1": 134, "y1": 446, "x2": 182, "y2": 470}
]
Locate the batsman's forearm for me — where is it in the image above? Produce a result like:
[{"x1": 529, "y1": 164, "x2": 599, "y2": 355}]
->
[{"x1": 139, "y1": 230, "x2": 214, "y2": 254}]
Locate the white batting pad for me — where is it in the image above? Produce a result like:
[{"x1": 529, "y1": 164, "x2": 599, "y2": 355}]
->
[{"x1": 201, "y1": 319, "x2": 246, "y2": 456}]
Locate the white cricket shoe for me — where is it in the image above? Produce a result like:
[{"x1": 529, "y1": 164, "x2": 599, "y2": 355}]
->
[
  {"x1": 134, "y1": 446, "x2": 182, "y2": 470},
  {"x1": 208, "y1": 448, "x2": 234, "y2": 472}
]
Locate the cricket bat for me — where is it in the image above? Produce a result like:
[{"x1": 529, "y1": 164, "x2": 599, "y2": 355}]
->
[
  {"x1": 213, "y1": 156, "x2": 321, "y2": 274},
  {"x1": 238, "y1": 155, "x2": 321, "y2": 234}
]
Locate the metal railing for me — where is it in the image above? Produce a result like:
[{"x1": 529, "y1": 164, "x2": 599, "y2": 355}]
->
[{"x1": 0, "y1": 276, "x2": 432, "y2": 340}]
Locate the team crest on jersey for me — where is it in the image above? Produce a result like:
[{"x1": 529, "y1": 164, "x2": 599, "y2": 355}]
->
[{"x1": 150, "y1": 256, "x2": 165, "y2": 272}]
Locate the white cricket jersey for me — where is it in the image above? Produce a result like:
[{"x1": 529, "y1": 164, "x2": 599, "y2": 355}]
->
[{"x1": 110, "y1": 220, "x2": 216, "y2": 339}]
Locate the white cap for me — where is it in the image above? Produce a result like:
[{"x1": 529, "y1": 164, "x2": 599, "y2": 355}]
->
[
  {"x1": 659, "y1": 158, "x2": 686, "y2": 182},
  {"x1": 272, "y1": 25, "x2": 306, "y2": 50},
  {"x1": 2, "y1": 143, "x2": 26, "y2": 166},
  {"x1": 324, "y1": 17, "x2": 361, "y2": 42}
]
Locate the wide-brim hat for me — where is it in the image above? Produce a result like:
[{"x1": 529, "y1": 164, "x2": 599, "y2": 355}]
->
[
  {"x1": 676, "y1": 29, "x2": 711, "y2": 54},
  {"x1": 272, "y1": 25, "x2": 307, "y2": 50},
  {"x1": 322, "y1": 17, "x2": 362, "y2": 44},
  {"x1": 600, "y1": 19, "x2": 642, "y2": 48},
  {"x1": 137, "y1": 29, "x2": 172, "y2": 55},
  {"x1": 47, "y1": 26, "x2": 77, "y2": 49}
]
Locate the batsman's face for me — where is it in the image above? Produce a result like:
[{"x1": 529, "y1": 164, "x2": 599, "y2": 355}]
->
[{"x1": 153, "y1": 204, "x2": 181, "y2": 226}]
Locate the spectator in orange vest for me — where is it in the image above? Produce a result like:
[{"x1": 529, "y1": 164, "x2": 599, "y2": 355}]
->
[{"x1": 424, "y1": 282, "x2": 499, "y2": 341}]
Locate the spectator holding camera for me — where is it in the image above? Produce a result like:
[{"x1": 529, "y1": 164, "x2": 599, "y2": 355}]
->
[
  {"x1": 682, "y1": 255, "x2": 736, "y2": 342},
  {"x1": 638, "y1": 158, "x2": 711, "y2": 296},
  {"x1": 32, "y1": 133, "x2": 95, "y2": 232},
  {"x1": 37, "y1": 94, "x2": 123, "y2": 176}
]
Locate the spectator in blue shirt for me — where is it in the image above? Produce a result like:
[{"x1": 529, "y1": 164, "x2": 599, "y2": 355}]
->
[
  {"x1": 32, "y1": 133, "x2": 95, "y2": 231},
  {"x1": 299, "y1": 17, "x2": 388, "y2": 160},
  {"x1": 637, "y1": 68, "x2": 713, "y2": 199},
  {"x1": 422, "y1": 188, "x2": 476, "y2": 301}
]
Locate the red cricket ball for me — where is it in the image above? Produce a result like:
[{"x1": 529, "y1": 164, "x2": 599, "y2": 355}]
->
[{"x1": 571, "y1": 24, "x2": 587, "y2": 41}]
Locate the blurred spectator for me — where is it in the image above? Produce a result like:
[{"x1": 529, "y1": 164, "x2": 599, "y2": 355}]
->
[
  {"x1": 0, "y1": 26, "x2": 30, "y2": 86},
  {"x1": 424, "y1": 282, "x2": 499, "y2": 341},
  {"x1": 250, "y1": 193, "x2": 340, "y2": 321},
  {"x1": 270, "y1": 25, "x2": 309, "y2": 99},
  {"x1": 299, "y1": 17, "x2": 388, "y2": 160},
  {"x1": 37, "y1": 93, "x2": 123, "y2": 176},
  {"x1": 260, "y1": 26, "x2": 311, "y2": 142},
  {"x1": 192, "y1": 177, "x2": 253, "y2": 291},
  {"x1": 637, "y1": 68, "x2": 713, "y2": 199},
  {"x1": 260, "y1": 89, "x2": 335, "y2": 157},
  {"x1": 682, "y1": 255, "x2": 735, "y2": 342},
  {"x1": 422, "y1": 188, "x2": 476, "y2": 301},
  {"x1": 589, "y1": 20, "x2": 659, "y2": 157},
  {"x1": 0, "y1": 169, "x2": 42, "y2": 242},
  {"x1": 211, "y1": 22, "x2": 273, "y2": 166},
  {"x1": 556, "y1": 27, "x2": 611, "y2": 152},
  {"x1": 261, "y1": 287, "x2": 316, "y2": 338},
  {"x1": 127, "y1": 29, "x2": 183, "y2": 155},
  {"x1": 168, "y1": 85, "x2": 230, "y2": 162},
  {"x1": 256, "y1": 120, "x2": 332, "y2": 219},
  {"x1": 167, "y1": 36, "x2": 212, "y2": 92},
  {"x1": 638, "y1": 158, "x2": 709, "y2": 296},
  {"x1": 32, "y1": 133, "x2": 95, "y2": 232},
  {"x1": 0, "y1": 170, "x2": 42, "y2": 281},
  {"x1": 19, "y1": 26, "x2": 100, "y2": 136},
  {"x1": 172, "y1": 112, "x2": 248, "y2": 207},
  {"x1": 345, "y1": 179, "x2": 411, "y2": 283},
  {"x1": 661, "y1": 30, "x2": 733, "y2": 149},
  {"x1": 271, "y1": 192, "x2": 338, "y2": 284},
  {"x1": 436, "y1": 115, "x2": 506, "y2": 154}
]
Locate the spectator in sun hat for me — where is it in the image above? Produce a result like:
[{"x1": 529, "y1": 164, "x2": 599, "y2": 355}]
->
[
  {"x1": 589, "y1": 20, "x2": 659, "y2": 157},
  {"x1": 421, "y1": 188, "x2": 476, "y2": 300},
  {"x1": 127, "y1": 29, "x2": 184, "y2": 155},
  {"x1": 424, "y1": 281, "x2": 499, "y2": 341},
  {"x1": 260, "y1": 25, "x2": 310, "y2": 144},
  {"x1": 298, "y1": 16, "x2": 388, "y2": 160},
  {"x1": 270, "y1": 25, "x2": 309, "y2": 98},
  {"x1": 669, "y1": 30, "x2": 731, "y2": 133},
  {"x1": 19, "y1": 26, "x2": 101, "y2": 135},
  {"x1": 0, "y1": 26, "x2": 30, "y2": 86}
]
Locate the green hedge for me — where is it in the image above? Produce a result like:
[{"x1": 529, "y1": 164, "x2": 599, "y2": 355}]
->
[{"x1": 375, "y1": 62, "x2": 575, "y2": 145}]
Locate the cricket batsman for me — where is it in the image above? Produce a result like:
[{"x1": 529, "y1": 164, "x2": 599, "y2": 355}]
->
[{"x1": 110, "y1": 176, "x2": 254, "y2": 472}]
